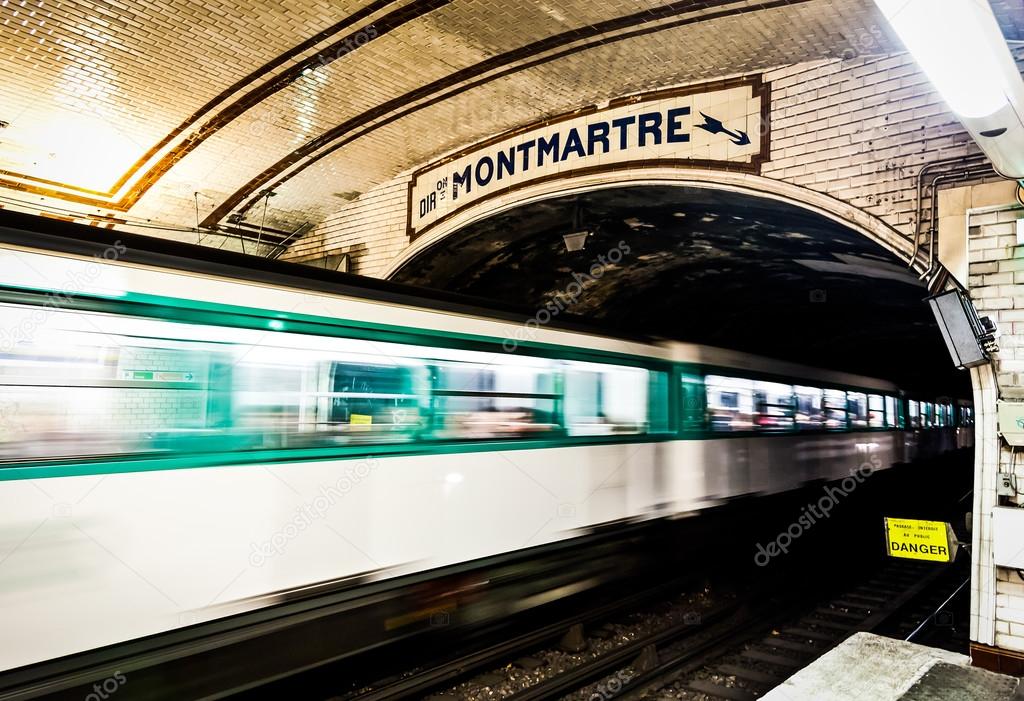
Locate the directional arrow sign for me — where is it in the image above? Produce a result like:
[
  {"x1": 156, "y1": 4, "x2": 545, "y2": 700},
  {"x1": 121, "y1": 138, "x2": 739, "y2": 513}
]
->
[{"x1": 696, "y1": 111, "x2": 751, "y2": 146}]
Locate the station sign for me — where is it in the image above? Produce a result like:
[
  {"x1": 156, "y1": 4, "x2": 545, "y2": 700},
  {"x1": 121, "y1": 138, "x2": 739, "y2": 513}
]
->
[
  {"x1": 407, "y1": 76, "x2": 770, "y2": 240},
  {"x1": 884, "y1": 517, "x2": 959, "y2": 562}
]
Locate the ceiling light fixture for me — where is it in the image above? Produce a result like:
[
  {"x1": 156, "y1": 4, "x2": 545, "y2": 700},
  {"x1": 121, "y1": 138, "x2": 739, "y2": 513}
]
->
[
  {"x1": 563, "y1": 197, "x2": 591, "y2": 252},
  {"x1": 562, "y1": 231, "x2": 590, "y2": 252},
  {"x1": 872, "y1": 0, "x2": 1024, "y2": 177}
]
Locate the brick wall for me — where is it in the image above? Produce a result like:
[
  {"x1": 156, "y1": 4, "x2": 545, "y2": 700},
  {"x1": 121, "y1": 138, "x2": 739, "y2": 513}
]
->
[
  {"x1": 281, "y1": 180, "x2": 409, "y2": 277},
  {"x1": 964, "y1": 182, "x2": 1024, "y2": 653},
  {"x1": 996, "y1": 568, "x2": 1024, "y2": 653},
  {"x1": 970, "y1": 206, "x2": 1024, "y2": 389},
  {"x1": 282, "y1": 49, "x2": 1024, "y2": 273},
  {"x1": 760, "y1": 52, "x2": 992, "y2": 239}
]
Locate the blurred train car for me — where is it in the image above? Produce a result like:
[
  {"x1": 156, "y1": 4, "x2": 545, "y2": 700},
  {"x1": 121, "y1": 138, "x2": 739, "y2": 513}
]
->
[{"x1": 0, "y1": 211, "x2": 971, "y2": 678}]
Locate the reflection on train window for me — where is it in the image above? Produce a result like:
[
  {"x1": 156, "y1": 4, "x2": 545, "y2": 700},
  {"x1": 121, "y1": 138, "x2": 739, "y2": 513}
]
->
[
  {"x1": 795, "y1": 385, "x2": 824, "y2": 429},
  {"x1": 431, "y1": 360, "x2": 558, "y2": 439},
  {"x1": 0, "y1": 304, "x2": 581, "y2": 461},
  {"x1": 868, "y1": 394, "x2": 885, "y2": 428},
  {"x1": 564, "y1": 363, "x2": 651, "y2": 436},
  {"x1": 847, "y1": 392, "x2": 868, "y2": 428},
  {"x1": 0, "y1": 300, "x2": 972, "y2": 466},
  {"x1": 325, "y1": 363, "x2": 424, "y2": 440},
  {"x1": 824, "y1": 389, "x2": 848, "y2": 429},
  {"x1": 648, "y1": 370, "x2": 671, "y2": 434},
  {"x1": 885, "y1": 395, "x2": 898, "y2": 428},
  {"x1": 706, "y1": 376, "x2": 754, "y2": 431},
  {"x1": 753, "y1": 381, "x2": 795, "y2": 431}
]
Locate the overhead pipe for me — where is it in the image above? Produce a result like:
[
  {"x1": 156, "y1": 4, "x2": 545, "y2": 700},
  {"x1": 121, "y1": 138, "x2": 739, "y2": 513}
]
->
[
  {"x1": 920, "y1": 170, "x2": 971, "y2": 281},
  {"x1": 911, "y1": 154, "x2": 988, "y2": 268},
  {"x1": 916, "y1": 164, "x2": 996, "y2": 283}
]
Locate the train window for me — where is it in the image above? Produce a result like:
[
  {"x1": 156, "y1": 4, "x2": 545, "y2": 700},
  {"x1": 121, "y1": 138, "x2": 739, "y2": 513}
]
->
[
  {"x1": 753, "y1": 380, "x2": 795, "y2": 431},
  {"x1": 232, "y1": 356, "x2": 426, "y2": 448},
  {"x1": 0, "y1": 309, "x2": 223, "y2": 461},
  {"x1": 868, "y1": 394, "x2": 885, "y2": 428},
  {"x1": 922, "y1": 402, "x2": 934, "y2": 428},
  {"x1": 706, "y1": 376, "x2": 754, "y2": 432},
  {"x1": 824, "y1": 389, "x2": 849, "y2": 429},
  {"x1": 564, "y1": 362, "x2": 651, "y2": 436},
  {"x1": 2, "y1": 303, "x2": 635, "y2": 463},
  {"x1": 884, "y1": 396, "x2": 898, "y2": 428},
  {"x1": 431, "y1": 360, "x2": 559, "y2": 439},
  {"x1": 908, "y1": 400, "x2": 921, "y2": 428},
  {"x1": 795, "y1": 386, "x2": 825, "y2": 429},
  {"x1": 325, "y1": 363, "x2": 425, "y2": 439},
  {"x1": 847, "y1": 392, "x2": 869, "y2": 428},
  {"x1": 648, "y1": 370, "x2": 671, "y2": 434},
  {"x1": 680, "y1": 373, "x2": 707, "y2": 432}
]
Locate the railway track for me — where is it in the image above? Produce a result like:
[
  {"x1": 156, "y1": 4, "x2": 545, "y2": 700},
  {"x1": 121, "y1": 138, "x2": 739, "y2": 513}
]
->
[
  {"x1": 324, "y1": 573, "x2": 725, "y2": 701},
  {"x1": 588, "y1": 559, "x2": 965, "y2": 701},
  {"x1": 407, "y1": 558, "x2": 967, "y2": 701}
]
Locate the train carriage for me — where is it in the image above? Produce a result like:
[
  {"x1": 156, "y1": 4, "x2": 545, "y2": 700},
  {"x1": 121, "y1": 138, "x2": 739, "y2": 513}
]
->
[{"x1": 0, "y1": 211, "x2": 970, "y2": 673}]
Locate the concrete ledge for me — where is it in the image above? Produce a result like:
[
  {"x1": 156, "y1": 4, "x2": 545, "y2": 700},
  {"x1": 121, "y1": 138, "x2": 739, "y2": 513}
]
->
[{"x1": 762, "y1": 632, "x2": 1021, "y2": 701}]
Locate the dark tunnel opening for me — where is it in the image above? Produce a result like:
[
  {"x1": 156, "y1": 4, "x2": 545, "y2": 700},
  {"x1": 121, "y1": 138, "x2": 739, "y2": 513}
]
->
[{"x1": 391, "y1": 185, "x2": 969, "y2": 397}]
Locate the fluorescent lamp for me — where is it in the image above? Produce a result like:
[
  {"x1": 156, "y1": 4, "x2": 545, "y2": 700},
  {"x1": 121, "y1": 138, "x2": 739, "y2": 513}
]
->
[{"x1": 873, "y1": 0, "x2": 1014, "y2": 119}]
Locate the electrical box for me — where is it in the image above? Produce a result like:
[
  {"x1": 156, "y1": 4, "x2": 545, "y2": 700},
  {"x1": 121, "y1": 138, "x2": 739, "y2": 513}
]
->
[
  {"x1": 998, "y1": 401, "x2": 1024, "y2": 446},
  {"x1": 927, "y1": 289, "x2": 997, "y2": 369},
  {"x1": 993, "y1": 507, "x2": 1024, "y2": 568}
]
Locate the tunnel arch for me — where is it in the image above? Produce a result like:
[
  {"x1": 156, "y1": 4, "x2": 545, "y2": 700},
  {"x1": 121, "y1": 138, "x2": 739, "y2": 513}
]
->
[
  {"x1": 386, "y1": 167, "x2": 986, "y2": 411},
  {"x1": 390, "y1": 172, "x2": 997, "y2": 632},
  {"x1": 384, "y1": 168, "x2": 928, "y2": 283}
]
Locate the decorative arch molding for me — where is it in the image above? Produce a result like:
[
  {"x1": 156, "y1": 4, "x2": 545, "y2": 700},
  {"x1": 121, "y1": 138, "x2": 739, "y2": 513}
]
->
[{"x1": 383, "y1": 167, "x2": 929, "y2": 282}]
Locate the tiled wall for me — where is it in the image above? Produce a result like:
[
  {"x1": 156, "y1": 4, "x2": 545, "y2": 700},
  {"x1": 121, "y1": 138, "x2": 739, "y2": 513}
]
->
[
  {"x1": 282, "y1": 49, "x2": 1024, "y2": 273},
  {"x1": 965, "y1": 183, "x2": 1024, "y2": 653}
]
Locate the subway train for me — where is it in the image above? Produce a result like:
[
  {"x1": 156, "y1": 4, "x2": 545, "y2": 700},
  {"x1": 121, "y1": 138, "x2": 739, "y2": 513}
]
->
[{"x1": 0, "y1": 211, "x2": 971, "y2": 677}]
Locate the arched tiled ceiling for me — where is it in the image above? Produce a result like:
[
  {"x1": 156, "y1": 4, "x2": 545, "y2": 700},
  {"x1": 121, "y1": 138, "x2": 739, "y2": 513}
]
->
[{"x1": 0, "y1": 0, "x2": 1021, "y2": 246}]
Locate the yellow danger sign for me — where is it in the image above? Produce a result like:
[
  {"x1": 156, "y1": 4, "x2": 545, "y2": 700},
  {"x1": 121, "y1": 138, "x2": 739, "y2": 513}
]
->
[{"x1": 884, "y1": 518, "x2": 958, "y2": 562}]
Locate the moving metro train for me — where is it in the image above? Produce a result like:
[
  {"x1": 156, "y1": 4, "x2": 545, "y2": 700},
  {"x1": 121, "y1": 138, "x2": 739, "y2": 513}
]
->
[{"x1": 0, "y1": 211, "x2": 971, "y2": 674}]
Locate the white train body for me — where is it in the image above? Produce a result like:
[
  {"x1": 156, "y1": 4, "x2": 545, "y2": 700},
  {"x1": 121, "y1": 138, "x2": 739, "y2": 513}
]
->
[{"x1": 0, "y1": 235, "x2": 970, "y2": 672}]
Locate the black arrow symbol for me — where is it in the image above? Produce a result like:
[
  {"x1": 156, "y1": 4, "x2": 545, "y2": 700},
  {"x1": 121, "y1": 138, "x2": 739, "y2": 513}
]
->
[{"x1": 696, "y1": 112, "x2": 751, "y2": 146}]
